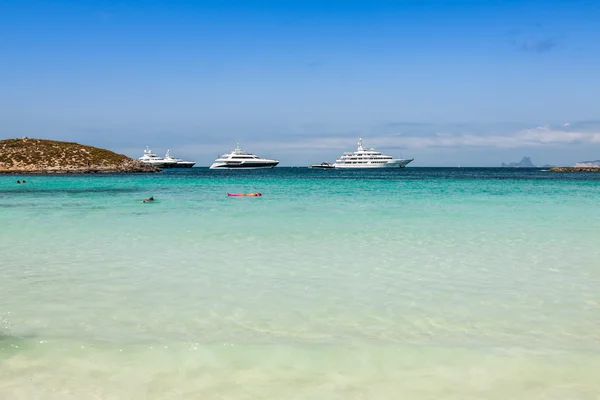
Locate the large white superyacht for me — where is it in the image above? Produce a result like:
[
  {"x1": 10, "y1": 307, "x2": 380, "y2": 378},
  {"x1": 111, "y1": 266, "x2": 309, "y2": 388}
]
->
[
  {"x1": 333, "y1": 138, "x2": 413, "y2": 168},
  {"x1": 209, "y1": 144, "x2": 279, "y2": 169}
]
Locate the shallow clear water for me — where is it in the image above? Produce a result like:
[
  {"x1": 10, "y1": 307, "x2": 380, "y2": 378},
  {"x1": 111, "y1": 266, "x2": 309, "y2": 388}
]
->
[{"x1": 1, "y1": 168, "x2": 599, "y2": 399}]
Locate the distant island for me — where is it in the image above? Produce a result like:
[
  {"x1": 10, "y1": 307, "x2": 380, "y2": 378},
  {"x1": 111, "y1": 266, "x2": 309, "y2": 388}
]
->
[
  {"x1": 501, "y1": 157, "x2": 553, "y2": 168},
  {"x1": 0, "y1": 137, "x2": 160, "y2": 174}
]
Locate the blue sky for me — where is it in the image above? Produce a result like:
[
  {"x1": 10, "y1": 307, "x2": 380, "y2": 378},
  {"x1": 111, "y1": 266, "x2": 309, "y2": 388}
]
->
[{"x1": 1, "y1": 0, "x2": 600, "y2": 166}]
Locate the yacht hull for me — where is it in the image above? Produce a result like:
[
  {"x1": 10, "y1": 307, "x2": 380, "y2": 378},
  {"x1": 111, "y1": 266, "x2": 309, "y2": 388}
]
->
[
  {"x1": 309, "y1": 162, "x2": 335, "y2": 169},
  {"x1": 141, "y1": 161, "x2": 178, "y2": 168},
  {"x1": 162, "y1": 162, "x2": 195, "y2": 168},
  {"x1": 209, "y1": 162, "x2": 279, "y2": 170}
]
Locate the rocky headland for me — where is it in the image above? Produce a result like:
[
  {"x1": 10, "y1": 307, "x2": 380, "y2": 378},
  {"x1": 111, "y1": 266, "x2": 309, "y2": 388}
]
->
[
  {"x1": 0, "y1": 137, "x2": 160, "y2": 174},
  {"x1": 549, "y1": 166, "x2": 600, "y2": 172}
]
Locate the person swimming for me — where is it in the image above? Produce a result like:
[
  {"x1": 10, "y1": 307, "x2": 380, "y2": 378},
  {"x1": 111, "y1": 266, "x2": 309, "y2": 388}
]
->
[
  {"x1": 227, "y1": 192, "x2": 262, "y2": 197},
  {"x1": 143, "y1": 196, "x2": 154, "y2": 203}
]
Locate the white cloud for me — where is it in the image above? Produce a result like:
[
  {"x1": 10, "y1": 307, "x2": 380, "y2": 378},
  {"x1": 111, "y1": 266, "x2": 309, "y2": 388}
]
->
[
  {"x1": 519, "y1": 126, "x2": 600, "y2": 145},
  {"x1": 228, "y1": 125, "x2": 600, "y2": 153},
  {"x1": 344, "y1": 126, "x2": 600, "y2": 150}
]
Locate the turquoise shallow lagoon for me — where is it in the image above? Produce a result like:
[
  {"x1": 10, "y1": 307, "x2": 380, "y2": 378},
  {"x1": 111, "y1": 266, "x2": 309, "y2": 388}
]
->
[{"x1": 1, "y1": 168, "x2": 599, "y2": 399}]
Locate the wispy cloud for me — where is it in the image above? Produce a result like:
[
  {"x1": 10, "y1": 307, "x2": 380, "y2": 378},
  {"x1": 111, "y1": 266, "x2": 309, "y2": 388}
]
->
[
  {"x1": 519, "y1": 125, "x2": 600, "y2": 144},
  {"x1": 519, "y1": 38, "x2": 557, "y2": 53},
  {"x1": 386, "y1": 125, "x2": 600, "y2": 149},
  {"x1": 508, "y1": 23, "x2": 559, "y2": 53},
  {"x1": 508, "y1": 36, "x2": 558, "y2": 53},
  {"x1": 223, "y1": 124, "x2": 600, "y2": 152}
]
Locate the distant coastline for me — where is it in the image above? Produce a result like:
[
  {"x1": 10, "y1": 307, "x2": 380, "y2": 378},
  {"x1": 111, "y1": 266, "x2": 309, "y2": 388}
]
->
[{"x1": 0, "y1": 137, "x2": 160, "y2": 174}]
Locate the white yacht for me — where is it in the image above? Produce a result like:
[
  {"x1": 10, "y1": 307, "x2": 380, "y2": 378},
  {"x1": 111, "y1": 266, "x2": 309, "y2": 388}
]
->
[
  {"x1": 333, "y1": 138, "x2": 413, "y2": 168},
  {"x1": 210, "y1": 144, "x2": 279, "y2": 169},
  {"x1": 138, "y1": 147, "x2": 178, "y2": 168},
  {"x1": 164, "y1": 150, "x2": 196, "y2": 168}
]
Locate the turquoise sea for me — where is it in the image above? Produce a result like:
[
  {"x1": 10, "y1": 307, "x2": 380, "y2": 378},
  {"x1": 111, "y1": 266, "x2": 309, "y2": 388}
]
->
[{"x1": 1, "y1": 168, "x2": 599, "y2": 399}]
